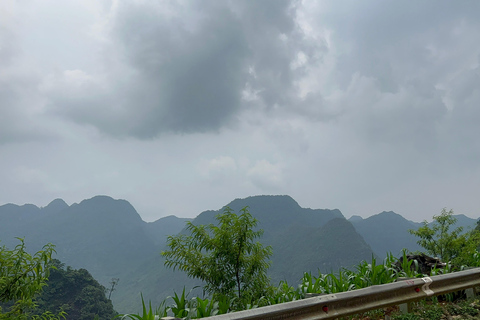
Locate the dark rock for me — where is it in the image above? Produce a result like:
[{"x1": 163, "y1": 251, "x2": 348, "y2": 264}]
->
[{"x1": 395, "y1": 253, "x2": 446, "y2": 275}]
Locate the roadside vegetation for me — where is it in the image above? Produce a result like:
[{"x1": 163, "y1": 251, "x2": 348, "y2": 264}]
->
[
  {"x1": 0, "y1": 238, "x2": 65, "y2": 320},
  {"x1": 1, "y1": 240, "x2": 116, "y2": 320},
  {"x1": 3, "y1": 207, "x2": 480, "y2": 319},
  {"x1": 345, "y1": 297, "x2": 480, "y2": 320},
  {"x1": 118, "y1": 207, "x2": 480, "y2": 319}
]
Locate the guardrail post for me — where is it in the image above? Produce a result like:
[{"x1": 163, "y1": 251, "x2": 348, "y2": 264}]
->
[
  {"x1": 396, "y1": 277, "x2": 414, "y2": 315},
  {"x1": 466, "y1": 287, "x2": 475, "y2": 299},
  {"x1": 399, "y1": 301, "x2": 413, "y2": 314}
]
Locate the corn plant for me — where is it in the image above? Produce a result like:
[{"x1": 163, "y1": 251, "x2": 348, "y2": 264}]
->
[
  {"x1": 195, "y1": 297, "x2": 218, "y2": 318},
  {"x1": 299, "y1": 271, "x2": 330, "y2": 294},
  {"x1": 215, "y1": 294, "x2": 232, "y2": 315},
  {"x1": 396, "y1": 250, "x2": 420, "y2": 278},
  {"x1": 169, "y1": 287, "x2": 196, "y2": 319},
  {"x1": 325, "y1": 271, "x2": 355, "y2": 293},
  {"x1": 298, "y1": 272, "x2": 318, "y2": 294},
  {"x1": 298, "y1": 270, "x2": 355, "y2": 295},
  {"x1": 117, "y1": 293, "x2": 164, "y2": 320},
  {"x1": 353, "y1": 256, "x2": 397, "y2": 288},
  {"x1": 468, "y1": 250, "x2": 480, "y2": 267},
  {"x1": 266, "y1": 281, "x2": 301, "y2": 305}
]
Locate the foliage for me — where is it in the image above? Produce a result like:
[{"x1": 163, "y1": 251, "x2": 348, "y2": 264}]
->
[
  {"x1": 0, "y1": 238, "x2": 65, "y2": 320},
  {"x1": 194, "y1": 297, "x2": 218, "y2": 318},
  {"x1": 265, "y1": 281, "x2": 300, "y2": 305},
  {"x1": 124, "y1": 253, "x2": 426, "y2": 319},
  {"x1": 390, "y1": 298, "x2": 480, "y2": 320},
  {"x1": 409, "y1": 208, "x2": 480, "y2": 265},
  {"x1": 162, "y1": 206, "x2": 272, "y2": 308},
  {"x1": 117, "y1": 289, "x2": 215, "y2": 320},
  {"x1": 296, "y1": 254, "x2": 420, "y2": 298},
  {"x1": 0, "y1": 238, "x2": 55, "y2": 303},
  {"x1": 168, "y1": 287, "x2": 195, "y2": 319},
  {"x1": 391, "y1": 312, "x2": 420, "y2": 320},
  {"x1": 125, "y1": 248, "x2": 480, "y2": 319},
  {"x1": 116, "y1": 293, "x2": 167, "y2": 320},
  {"x1": 34, "y1": 259, "x2": 117, "y2": 320}
]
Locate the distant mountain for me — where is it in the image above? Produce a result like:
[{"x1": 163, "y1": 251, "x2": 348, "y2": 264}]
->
[
  {"x1": 267, "y1": 217, "x2": 374, "y2": 281},
  {"x1": 183, "y1": 195, "x2": 372, "y2": 282},
  {"x1": 450, "y1": 214, "x2": 479, "y2": 232},
  {"x1": 349, "y1": 211, "x2": 478, "y2": 259},
  {"x1": 114, "y1": 195, "x2": 374, "y2": 312},
  {"x1": 349, "y1": 215, "x2": 364, "y2": 222},
  {"x1": 144, "y1": 215, "x2": 190, "y2": 246},
  {"x1": 349, "y1": 211, "x2": 422, "y2": 258},
  {"x1": 0, "y1": 196, "x2": 188, "y2": 312},
  {"x1": 43, "y1": 198, "x2": 69, "y2": 215},
  {"x1": 3, "y1": 194, "x2": 476, "y2": 313}
]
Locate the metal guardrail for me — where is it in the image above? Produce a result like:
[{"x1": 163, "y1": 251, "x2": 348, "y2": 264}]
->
[{"x1": 178, "y1": 268, "x2": 480, "y2": 320}]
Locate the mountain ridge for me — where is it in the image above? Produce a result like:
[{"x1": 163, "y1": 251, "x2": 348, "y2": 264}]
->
[{"x1": 1, "y1": 194, "x2": 478, "y2": 313}]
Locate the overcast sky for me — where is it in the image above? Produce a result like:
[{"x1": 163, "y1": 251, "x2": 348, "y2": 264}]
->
[{"x1": 1, "y1": 0, "x2": 479, "y2": 222}]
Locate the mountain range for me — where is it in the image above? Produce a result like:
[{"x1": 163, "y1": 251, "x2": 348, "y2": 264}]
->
[{"x1": 0, "y1": 195, "x2": 477, "y2": 313}]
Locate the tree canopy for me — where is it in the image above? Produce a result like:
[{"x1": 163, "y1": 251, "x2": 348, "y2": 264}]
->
[
  {"x1": 0, "y1": 238, "x2": 64, "y2": 319},
  {"x1": 409, "y1": 208, "x2": 480, "y2": 266},
  {"x1": 35, "y1": 259, "x2": 117, "y2": 320},
  {"x1": 162, "y1": 206, "x2": 272, "y2": 307}
]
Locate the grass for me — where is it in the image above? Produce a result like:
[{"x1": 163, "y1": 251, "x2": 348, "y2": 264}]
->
[
  {"x1": 390, "y1": 298, "x2": 480, "y2": 320},
  {"x1": 342, "y1": 298, "x2": 480, "y2": 320}
]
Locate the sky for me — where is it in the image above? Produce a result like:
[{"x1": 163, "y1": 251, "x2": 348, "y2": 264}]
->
[{"x1": 1, "y1": 0, "x2": 479, "y2": 222}]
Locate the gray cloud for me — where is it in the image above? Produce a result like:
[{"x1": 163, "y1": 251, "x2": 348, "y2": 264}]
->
[
  {"x1": 46, "y1": 0, "x2": 306, "y2": 138},
  {"x1": 3, "y1": 0, "x2": 480, "y2": 222},
  {"x1": 444, "y1": 65, "x2": 480, "y2": 163},
  {"x1": 296, "y1": 0, "x2": 480, "y2": 154},
  {"x1": 0, "y1": 26, "x2": 50, "y2": 144},
  {"x1": 320, "y1": 0, "x2": 480, "y2": 86}
]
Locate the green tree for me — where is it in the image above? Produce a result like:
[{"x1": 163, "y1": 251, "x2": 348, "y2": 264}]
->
[
  {"x1": 409, "y1": 208, "x2": 480, "y2": 266},
  {"x1": 35, "y1": 259, "x2": 117, "y2": 320},
  {"x1": 0, "y1": 238, "x2": 64, "y2": 319},
  {"x1": 161, "y1": 206, "x2": 272, "y2": 308}
]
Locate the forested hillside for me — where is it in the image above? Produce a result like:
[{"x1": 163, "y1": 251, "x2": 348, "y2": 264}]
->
[
  {"x1": 35, "y1": 260, "x2": 117, "y2": 320},
  {"x1": 1, "y1": 195, "x2": 477, "y2": 313}
]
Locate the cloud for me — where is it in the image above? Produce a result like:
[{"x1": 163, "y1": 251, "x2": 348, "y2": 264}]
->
[
  {"x1": 248, "y1": 159, "x2": 285, "y2": 191},
  {"x1": 44, "y1": 0, "x2": 310, "y2": 138},
  {"x1": 5, "y1": 0, "x2": 480, "y2": 146},
  {"x1": 198, "y1": 153, "x2": 287, "y2": 193},
  {"x1": 442, "y1": 65, "x2": 480, "y2": 162},
  {"x1": 0, "y1": 55, "x2": 50, "y2": 143},
  {"x1": 199, "y1": 156, "x2": 238, "y2": 182},
  {"x1": 2, "y1": 0, "x2": 480, "y2": 223}
]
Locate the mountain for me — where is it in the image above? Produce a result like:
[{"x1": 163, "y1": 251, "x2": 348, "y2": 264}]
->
[
  {"x1": 451, "y1": 214, "x2": 479, "y2": 232},
  {"x1": 112, "y1": 195, "x2": 374, "y2": 312},
  {"x1": 0, "y1": 196, "x2": 188, "y2": 312},
  {"x1": 42, "y1": 198, "x2": 69, "y2": 215},
  {"x1": 184, "y1": 195, "x2": 372, "y2": 282},
  {"x1": 349, "y1": 211, "x2": 478, "y2": 259},
  {"x1": 1, "y1": 195, "x2": 373, "y2": 312},
  {"x1": 144, "y1": 215, "x2": 190, "y2": 246},
  {"x1": 349, "y1": 211, "x2": 422, "y2": 258},
  {"x1": 267, "y1": 217, "x2": 374, "y2": 281},
  {"x1": 4, "y1": 194, "x2": 475, "y2": 313}
]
